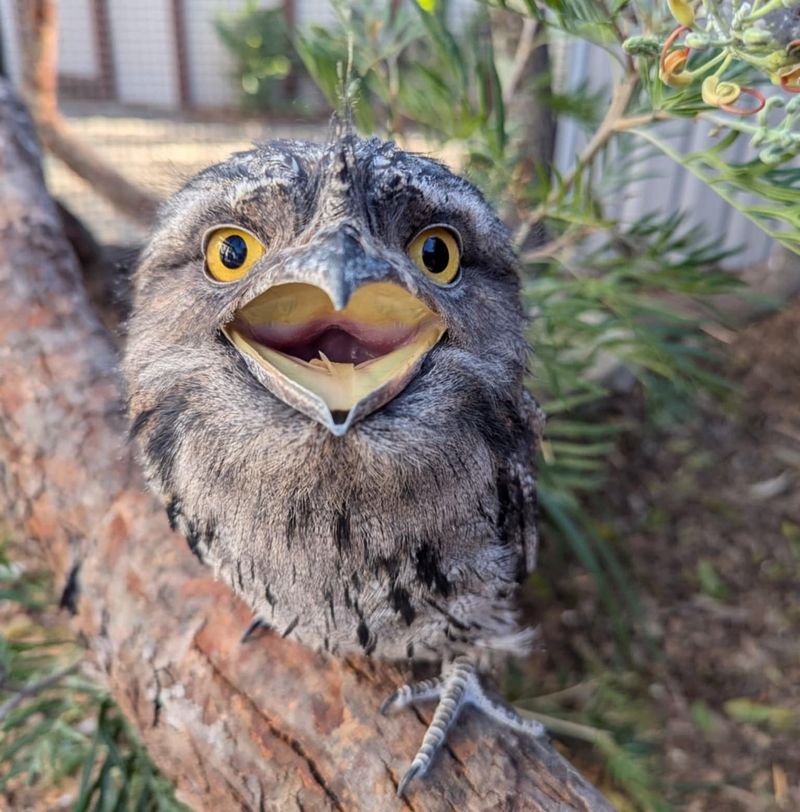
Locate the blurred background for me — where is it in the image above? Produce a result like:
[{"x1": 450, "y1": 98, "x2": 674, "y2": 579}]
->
[
  {"x1": 0, "y1": 0, "x2": 788, "y2": 259},
  {"x1": 0, "y1": 1, "x2": 799, "y2": 810}
]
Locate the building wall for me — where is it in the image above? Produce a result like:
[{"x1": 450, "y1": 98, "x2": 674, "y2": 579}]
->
[
  {"x1": 183, "y1": 0, "x2": 282, "y2": 109},
  {"x1": 59, "y1": 0, "x2": 99, "y2": 79},
  {"x1": 0, "y1": 0, "x2": 22, "y2": 85},
  {"x1": 107, "y1": 0, "x2": 179, "y2": 107},
  {"x1": 0, "y1": 0, "x2": 779, "y2": 267},
  {"x1": 183, "y1": 0, "x2": 239, "y2": 108}
]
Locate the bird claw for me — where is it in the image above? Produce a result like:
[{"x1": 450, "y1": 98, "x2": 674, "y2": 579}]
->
[
  {"x1": 379, "y1": 690, "x2": 401, "y2": 716},
  {"x1": 239, "y1": 615, "x2": 269, "y2": 644},
  {"x1": 397, "y1": 761, "x2": 425, "y2": 798},
  {"x1": 380, "y1": 675, "x2": 442, "y2": 716},
  {"x1": 383, "y1": 656, "x2": 546, "y2": 797}
]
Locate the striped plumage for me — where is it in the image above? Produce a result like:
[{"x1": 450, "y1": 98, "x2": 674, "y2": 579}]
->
[{"x1": 124, "y1": 130, "x2": 544, "y2": 793}]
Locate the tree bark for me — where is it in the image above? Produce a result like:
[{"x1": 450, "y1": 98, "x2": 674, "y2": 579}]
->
[
  {"x1": 0, "y1": 80, "x2": 614, "y2": 812},
  {"x1": 16, "y1": 0, "x2": 159, "y2": 225},
  {"x1": 17, "y1": 0, "x2": 59, "y2": 123}
]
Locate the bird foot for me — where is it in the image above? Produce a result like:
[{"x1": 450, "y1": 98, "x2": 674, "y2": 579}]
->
[
  {"x1": 239, "y1": 615, "x2": 270, "y2": 644},
  {"x1": 380, "y1": 655, "x2": 545, "y2": 797}
]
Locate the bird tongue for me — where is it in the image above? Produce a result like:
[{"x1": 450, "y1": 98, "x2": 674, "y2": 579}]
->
[
  {"x1": 225, "y1": 281, "x2": 447, "y2": 427},
  {"x1": 298, "y1": 327, "x2": 379, "y2": 366}
]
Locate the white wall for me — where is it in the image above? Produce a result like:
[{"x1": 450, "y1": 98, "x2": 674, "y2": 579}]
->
[
  {"x1": 0, "y1": 0, "x2": 101, "y2": 86},
  {"x1": 183, "y1": 0, "x2": 281, "y2": 109},
  {"x1": 107, "y1": 0, "x2": 179, "y2": 108},
  {"x1": 553, "y1": 38, "x2": 774, "y2": 268},
  {"x1": 183, "y1": 0, "x2": 239, "y2": 108},
  {"x1": 59, "y1": 0, "x2": 99, "y2": 79},
  {"x1": 0, "y1": 0, "x2": 22, "y2": 86},
  {"x1": 295, "y1": 0, "x2": 337, "y2": 28}
]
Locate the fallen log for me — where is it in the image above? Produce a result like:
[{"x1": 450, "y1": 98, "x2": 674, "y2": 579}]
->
[{"x1": 0, "y1": 79, "x2": 614, "y2": 812}]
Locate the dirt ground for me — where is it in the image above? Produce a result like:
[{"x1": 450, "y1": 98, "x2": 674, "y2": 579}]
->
[{"x1": 525, "y1": 301, "x2": 800, "y2": 811}]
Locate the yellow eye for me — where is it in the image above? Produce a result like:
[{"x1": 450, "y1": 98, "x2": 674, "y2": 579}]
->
[
  {"x1": 204, "y1": 227, "x2": 265, "y2": 283},
  {"x1": 407, "y1": 226, "x2": 461, "y2": 285}
]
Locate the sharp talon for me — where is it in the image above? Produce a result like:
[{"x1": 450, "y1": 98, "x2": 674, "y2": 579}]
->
[
  {"x1": 397, "y1": 762, "x2": 423, "y2": 797},
  {"x1": 240, "y1": 616, "x2": 268, "y2": 644},
  {"x1": 384, "y1": 658, "x2": 548, "y2": 792},
  {"x1": 380, "y1": 691, "x2": 399, "y2": 715}
]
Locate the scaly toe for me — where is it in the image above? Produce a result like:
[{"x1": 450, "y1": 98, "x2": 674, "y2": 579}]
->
[
  {"x1": 397, "y1": 760, "x2": 425, "y2": 797},
  {"x1": 380, "y1": 676, "x2": 443, "y2": 715},
  {"x1": 383, "y1": 657, "x2": 547, "y2": 794},
  {"x1": 379, "y1": 689, "x2": 402, "y2": 716}
]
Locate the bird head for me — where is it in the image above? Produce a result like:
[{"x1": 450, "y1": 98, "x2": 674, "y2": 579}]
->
[{"x1": 126, "y1": 135, "x2": 526, "y2": 441}]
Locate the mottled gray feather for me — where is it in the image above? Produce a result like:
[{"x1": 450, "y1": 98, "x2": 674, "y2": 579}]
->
[{"x1": 125, "y1": 136, "x2": 541, "y2": 665}]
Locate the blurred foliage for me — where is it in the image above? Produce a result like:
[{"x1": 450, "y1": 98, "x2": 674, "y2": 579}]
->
[
  {"x1": 723, "y1": 697, "x2": 797, "y2": 731},
  {"x1": 295, "y1": 0, "x2": 745, "y2": 618},
  {"x1": 294, "y1": 1, "x2": 800, "y2": 808},
  {"x1": 504, "y1": 665, "x2": 670, "y2": 811},
  {"x1": 0, "y1": 542, "x2": 187, "y2": 811},
  {"x1": 296, "y1": 2, "x2": 506, "y2": 151},
  {"x1": 658, "y1": 0, "x2": 800, "y2": 114},
  {"x1": 215, "y1": 0, "x2": 305, "y2": 111}
]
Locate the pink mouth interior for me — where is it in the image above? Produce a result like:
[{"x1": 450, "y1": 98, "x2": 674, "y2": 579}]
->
[{"x1": 233, "y1": 319, "x2": 417, "y2": 366}]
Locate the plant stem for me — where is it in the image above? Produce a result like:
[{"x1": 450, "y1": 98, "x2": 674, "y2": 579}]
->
[
  {"x1": 0, "y1": 661, "x2": 80, "y2": 722},
  {"x1": 743, "y1": 0, "x2": 784, "y2": 23},
  {"x1": 630, "y1": 125, "x2": 786, "y2": 242},
  {"x1": 503, "y1": 17, "x2": 540, "y2": 105},
  {"x1": 515, "y1": 72, "x2": 641, "y2": 247},
  {"x1": 598, "y1": 0, "x2": 635, "y2": 71},
  {"x1": 514, "y1": 707, "x2": 616, "y2": 746},
  {"x1": 689, "y1": 49, "x2": 729, "y2": 79},
  {"x1": 521, "y1": 225, "x2": 592, "y2": 262},
  {"x1": 515, "y1": 679, "x2": 598, "y2": 705}
]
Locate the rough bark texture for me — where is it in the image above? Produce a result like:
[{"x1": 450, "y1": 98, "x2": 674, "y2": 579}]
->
[{"x1": 0, "y1": 80, "x2": 614, "y2": 812}]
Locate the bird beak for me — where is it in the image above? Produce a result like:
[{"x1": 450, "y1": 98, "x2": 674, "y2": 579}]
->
[{"x1": 222, "y1": 278, "x2": 445, "y2": 435}]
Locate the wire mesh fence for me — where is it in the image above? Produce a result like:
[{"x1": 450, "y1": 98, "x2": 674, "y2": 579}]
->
[
  {"x1": 0, "y1": 0, "x2": 786, "y2": 268},
  {"x1": 0, "y1": 0, "x2": 331, "y2": 246}
]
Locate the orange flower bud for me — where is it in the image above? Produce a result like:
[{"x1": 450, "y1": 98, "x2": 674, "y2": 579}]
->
[
  {"x1": 775, "y1": 63, "x2": 800, "y2": 93},
  {"x1": 660, "y1": 26, "x2": 694, "y2": 88},
  {"x1": 660, "y1": 49, "x2": 693, "y2": 86}
]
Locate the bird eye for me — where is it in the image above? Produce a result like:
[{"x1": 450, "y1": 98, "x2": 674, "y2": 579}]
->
[
  {"x1": 407, "y1": 226, "x2": 461, "y2": 285},
  {"x1": 204, "y1": 226, "x2": 266, "y2": 283}
]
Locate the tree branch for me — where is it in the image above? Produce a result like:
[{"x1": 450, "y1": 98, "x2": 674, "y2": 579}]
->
[
  {"x1": 0, "y1": 79, "x2": 614, "y2": 812},
  {"x1": 515, "y1": 72, "x2": 641, "y2": 249},
  {"x1": 503, "y1": 18, "x2": 540, "y2": 106}
]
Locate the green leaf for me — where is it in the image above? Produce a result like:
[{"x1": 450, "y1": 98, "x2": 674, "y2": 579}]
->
[
  {"x1": 723, "y1": 699, "x2": 796, "y2": 731},
  {"x1": 696, "y1": 559, "x2": 729, "y2": 601}
]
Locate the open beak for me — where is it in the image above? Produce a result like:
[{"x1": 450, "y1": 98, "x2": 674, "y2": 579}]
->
[{"x1": 223, "y1": 281, "x2": 445, "y2": 435}]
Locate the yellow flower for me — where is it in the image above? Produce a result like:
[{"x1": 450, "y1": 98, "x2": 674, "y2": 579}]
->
[
  {"x1": 701, "y1": 75, "x2": 741, "y2": 107},
  {"x1": 667, "y1": 0, "x2": 695, "y2": 27},
  {"x1": 701, "y1": 76, "x2": 765, "y2": 115}
]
